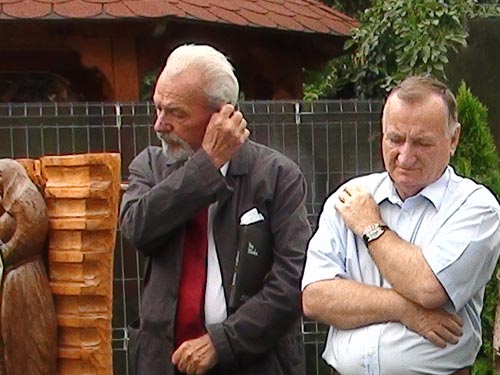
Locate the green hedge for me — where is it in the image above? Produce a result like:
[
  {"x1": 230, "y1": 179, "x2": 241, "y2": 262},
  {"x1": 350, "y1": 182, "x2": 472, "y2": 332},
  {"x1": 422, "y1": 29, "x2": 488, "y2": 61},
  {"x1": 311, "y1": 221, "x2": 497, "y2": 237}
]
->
[{"x1": 451, "y1": 82, "x2": 500, "y2": 375}]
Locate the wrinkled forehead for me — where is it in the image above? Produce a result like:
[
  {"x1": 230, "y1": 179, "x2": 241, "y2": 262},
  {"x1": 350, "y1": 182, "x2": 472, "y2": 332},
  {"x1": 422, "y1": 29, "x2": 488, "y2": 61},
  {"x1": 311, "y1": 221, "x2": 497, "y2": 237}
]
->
[
  {"x1": 153, "y1": 72, "x2": 211, "y2": 111},
  {"x1": 383, "y1": 92, "x2": 448, "y2": 120},
  {"x1": 382, "y1": 93, "x2": 450, "y2": 135},
  {"x1": 386, "y1": 87, "x2": 450, "y2": 113}
]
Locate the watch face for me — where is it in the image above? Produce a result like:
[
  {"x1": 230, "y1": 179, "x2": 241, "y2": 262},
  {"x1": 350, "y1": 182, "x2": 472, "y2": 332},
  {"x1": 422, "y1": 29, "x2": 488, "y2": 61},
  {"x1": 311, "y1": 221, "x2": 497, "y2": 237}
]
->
[
  {"x1": 363, "y1": 224, "x2": 387, "y2": 245},
  {"x1": 369, "y1": 227, "x2": 384, "y2": 239}
]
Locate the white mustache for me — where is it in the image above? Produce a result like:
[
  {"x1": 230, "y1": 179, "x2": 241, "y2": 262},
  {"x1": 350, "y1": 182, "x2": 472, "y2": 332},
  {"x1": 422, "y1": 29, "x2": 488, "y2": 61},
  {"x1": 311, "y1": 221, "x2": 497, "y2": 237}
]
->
[
  {"x1": 156, "y1": 132, "x2": 188, "y2": 146},
  {"x1": 156, "y1": 132, "x2": 194, "y2": 161}
]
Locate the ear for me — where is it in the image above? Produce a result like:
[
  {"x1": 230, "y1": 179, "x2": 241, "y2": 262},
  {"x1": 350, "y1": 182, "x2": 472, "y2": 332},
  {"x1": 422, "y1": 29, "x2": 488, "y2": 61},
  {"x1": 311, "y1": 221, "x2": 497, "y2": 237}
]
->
[{"x1": 450, "y1": 123, "x2": 461, "y2": 157}]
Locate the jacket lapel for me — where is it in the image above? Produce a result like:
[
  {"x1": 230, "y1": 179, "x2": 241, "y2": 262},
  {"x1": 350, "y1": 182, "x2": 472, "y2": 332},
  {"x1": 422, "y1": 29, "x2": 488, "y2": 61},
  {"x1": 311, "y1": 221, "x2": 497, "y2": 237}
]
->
[{"x1": 213, "y1": 142, "x2": 252, "y2": 301}]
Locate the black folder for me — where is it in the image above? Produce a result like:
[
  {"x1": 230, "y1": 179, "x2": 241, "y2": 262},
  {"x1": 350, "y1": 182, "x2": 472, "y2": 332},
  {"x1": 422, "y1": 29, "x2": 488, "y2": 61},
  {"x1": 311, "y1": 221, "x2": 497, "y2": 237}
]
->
[{"x1": 228, "y1": 221, "x2": 273, "y2": 312}]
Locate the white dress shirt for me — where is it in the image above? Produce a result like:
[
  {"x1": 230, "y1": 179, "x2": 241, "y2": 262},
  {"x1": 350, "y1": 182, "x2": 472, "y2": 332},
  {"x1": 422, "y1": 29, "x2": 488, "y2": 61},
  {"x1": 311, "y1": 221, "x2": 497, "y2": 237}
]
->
[
  {"x1": 302, "y1": 166, "x2": 500, "y2": 374},
  {"x1": 204, "y1": 163, "x2": 229, "y2": 325}
]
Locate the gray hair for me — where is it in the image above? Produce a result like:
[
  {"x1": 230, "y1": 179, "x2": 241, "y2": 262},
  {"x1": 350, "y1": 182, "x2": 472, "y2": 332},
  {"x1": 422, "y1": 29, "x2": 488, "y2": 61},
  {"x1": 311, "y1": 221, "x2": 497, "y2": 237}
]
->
[
  {"x1": 384, "y1": 75, "x2": 459, "y2": 136},
  {"x1": 161, "y1": 44, "x2": 239, "y2": 107}
]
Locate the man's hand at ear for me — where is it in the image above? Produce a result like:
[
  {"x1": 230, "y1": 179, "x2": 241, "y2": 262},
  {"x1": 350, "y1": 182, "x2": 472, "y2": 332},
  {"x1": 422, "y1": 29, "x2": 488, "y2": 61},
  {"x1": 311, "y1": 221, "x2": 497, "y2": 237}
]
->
[{"x1": 202, "y1": 104, "x2": 250, "y2": 168}]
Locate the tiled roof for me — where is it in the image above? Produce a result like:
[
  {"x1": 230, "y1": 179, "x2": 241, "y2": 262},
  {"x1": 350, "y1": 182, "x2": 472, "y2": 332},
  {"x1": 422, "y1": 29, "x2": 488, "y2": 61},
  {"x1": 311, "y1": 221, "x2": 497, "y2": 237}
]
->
[{"x1": 0, "y1": 0, "x2": 358, "y2": 36}]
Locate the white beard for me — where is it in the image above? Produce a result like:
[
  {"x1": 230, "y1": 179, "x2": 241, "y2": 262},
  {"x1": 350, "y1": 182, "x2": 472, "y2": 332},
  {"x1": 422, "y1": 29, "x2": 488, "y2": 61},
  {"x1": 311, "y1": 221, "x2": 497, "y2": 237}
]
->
[{"x1": 156, "y1": 132, "x2": 194, "y2": 163}]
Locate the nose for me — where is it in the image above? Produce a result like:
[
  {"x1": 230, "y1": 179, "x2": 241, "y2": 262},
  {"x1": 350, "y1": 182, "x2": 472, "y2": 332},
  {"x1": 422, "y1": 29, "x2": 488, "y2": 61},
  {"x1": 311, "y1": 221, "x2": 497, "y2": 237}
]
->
[
  {"x1": 397, "y1": 142, "x2": 416, "y2": 167},
  {"x1": 153, "y1": 111, "x2": 172, "y2": 133}
]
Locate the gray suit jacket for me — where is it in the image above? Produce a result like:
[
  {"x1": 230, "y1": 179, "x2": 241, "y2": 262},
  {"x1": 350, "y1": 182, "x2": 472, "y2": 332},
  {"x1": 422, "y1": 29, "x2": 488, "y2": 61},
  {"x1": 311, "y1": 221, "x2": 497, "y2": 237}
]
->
[{"x1": 120, "y1": 140, "x2": 311, "y2": 375}]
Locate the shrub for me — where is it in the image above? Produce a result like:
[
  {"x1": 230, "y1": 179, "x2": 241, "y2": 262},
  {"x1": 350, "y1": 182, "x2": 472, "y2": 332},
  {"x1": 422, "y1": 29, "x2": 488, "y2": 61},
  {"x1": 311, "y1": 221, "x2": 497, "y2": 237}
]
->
[{"x1": 451, "y1": 82, "x2": 500, "y2": 375}]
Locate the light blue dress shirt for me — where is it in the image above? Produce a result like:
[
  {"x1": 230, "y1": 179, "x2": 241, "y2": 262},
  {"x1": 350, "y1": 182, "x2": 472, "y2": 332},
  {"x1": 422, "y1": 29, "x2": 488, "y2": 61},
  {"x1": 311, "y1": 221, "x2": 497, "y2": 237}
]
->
[{"x1": 302, "y1": 166, "x2": 500, "y2": 375}]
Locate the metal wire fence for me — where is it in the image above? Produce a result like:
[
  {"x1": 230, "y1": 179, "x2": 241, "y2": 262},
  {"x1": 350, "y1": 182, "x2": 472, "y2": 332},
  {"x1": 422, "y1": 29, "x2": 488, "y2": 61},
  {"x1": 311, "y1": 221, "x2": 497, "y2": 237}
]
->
[{"x1": 0, "y1": 100, "x2": 384, "y2": 375}]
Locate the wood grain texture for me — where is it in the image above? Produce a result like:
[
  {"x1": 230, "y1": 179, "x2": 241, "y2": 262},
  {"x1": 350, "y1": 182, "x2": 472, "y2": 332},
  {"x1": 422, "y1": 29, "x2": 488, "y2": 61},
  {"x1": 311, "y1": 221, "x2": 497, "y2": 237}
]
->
[
  {"x1": 0, "y1": 158, "x2": 56, "y2": 375},
  {"x1": 19, "y1": 154, "x2": 121, "y2": 375}
]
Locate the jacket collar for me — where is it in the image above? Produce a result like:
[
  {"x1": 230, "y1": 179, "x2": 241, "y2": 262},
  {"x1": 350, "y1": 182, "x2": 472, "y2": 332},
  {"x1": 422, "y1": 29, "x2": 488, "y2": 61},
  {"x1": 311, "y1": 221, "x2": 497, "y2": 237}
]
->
[{"x1": 226, "y1": 141, "x2": 252, "y2": 176}]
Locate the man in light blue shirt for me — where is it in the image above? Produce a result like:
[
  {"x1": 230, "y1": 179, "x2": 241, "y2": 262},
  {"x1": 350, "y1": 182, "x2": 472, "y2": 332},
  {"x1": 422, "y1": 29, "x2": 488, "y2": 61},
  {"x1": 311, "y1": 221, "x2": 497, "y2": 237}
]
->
[{"x1": 302, "y1": 75, "x2": 500, "y2": 375}]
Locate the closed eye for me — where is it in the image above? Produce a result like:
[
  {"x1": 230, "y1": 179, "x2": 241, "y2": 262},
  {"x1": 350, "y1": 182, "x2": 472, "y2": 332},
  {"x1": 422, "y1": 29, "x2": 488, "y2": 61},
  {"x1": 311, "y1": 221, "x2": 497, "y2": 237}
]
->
[
  {"x1": 387, "y1": 135, "x2": 404, "y2": 144},
  {"x1": 412, "y1": 137, "x2": 435, "y2": 147}
]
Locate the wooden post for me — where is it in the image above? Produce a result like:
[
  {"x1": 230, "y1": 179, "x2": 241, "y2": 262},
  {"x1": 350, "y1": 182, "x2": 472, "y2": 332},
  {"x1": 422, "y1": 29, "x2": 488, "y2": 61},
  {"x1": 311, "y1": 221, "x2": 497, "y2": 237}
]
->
[{"x1": 20, "y1": 153, "x2": 121, "y2": 375}]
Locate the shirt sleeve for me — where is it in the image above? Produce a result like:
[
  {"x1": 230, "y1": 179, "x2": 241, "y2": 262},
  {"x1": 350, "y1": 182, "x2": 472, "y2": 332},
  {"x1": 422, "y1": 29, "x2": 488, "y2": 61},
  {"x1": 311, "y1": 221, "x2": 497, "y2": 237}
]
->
[
  {"x1": 301, "y1": 192, "x2": 349, "y2": 290},
  {"x1": 423, "y1": 189, "x2": 500, "y2": 311}
]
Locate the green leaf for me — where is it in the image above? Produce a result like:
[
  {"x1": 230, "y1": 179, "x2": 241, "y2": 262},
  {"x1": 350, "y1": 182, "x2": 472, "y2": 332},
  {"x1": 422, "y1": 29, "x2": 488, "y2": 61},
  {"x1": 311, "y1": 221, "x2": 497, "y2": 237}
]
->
[
  {"x1": 303, "y1": 0, "x2": 471, "y2": 98},
  {"x1": 453, "y1": 84, "x2": 500, "y2": 375}
]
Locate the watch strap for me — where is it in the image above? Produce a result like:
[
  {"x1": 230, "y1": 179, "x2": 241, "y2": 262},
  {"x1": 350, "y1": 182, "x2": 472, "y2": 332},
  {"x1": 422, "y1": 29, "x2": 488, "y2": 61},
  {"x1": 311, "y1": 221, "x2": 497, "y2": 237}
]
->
[{"x1": 362, "y1": 223, "x2": 389, "y2": 246}]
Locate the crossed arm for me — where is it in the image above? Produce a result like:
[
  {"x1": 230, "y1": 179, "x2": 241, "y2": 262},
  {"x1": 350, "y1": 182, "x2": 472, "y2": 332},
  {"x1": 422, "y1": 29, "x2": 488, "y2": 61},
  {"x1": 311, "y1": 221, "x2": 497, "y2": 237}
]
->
[
  {"x1": 303, "y1": 278, "x2": 462, "y2": 348},
  {"x1": 302, "y1": 184, "x2": 463, "y2": 347}
]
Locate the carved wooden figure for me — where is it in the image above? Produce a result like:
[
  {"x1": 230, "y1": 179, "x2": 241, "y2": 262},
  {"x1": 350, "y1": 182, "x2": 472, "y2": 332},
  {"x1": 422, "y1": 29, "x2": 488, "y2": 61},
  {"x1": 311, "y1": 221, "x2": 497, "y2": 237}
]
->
[{"x1": 0, "y1": 159, "x2": 57, "y2": 375}]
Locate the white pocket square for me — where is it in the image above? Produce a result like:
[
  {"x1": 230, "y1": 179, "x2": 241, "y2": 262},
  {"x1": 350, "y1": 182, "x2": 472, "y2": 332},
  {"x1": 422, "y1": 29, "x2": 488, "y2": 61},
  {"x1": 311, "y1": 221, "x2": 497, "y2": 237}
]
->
[{"x1": 240, "y1": 208, "x2": 265, "y2": 225}]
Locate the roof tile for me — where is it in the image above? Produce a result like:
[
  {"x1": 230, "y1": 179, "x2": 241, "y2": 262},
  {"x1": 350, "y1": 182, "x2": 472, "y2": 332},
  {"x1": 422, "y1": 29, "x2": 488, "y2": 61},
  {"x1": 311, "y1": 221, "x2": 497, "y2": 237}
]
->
[
  {"x1": 211, "y1": 0, "x2": 239, "y2": 12},
  {"x1": 321, "y1": 4, "x2": 351, "y2": 18},
  {"x1": 316, "y1": 2, "x2": 357, "y2": 25},
  {"x1": 258, "y1": 1, "x2": 294, "y2": 17},
  {"x1": 283, "y1": 2, "x2": 321, "y2": 19},
  {"x1": 124, "y1": 0, "x2": 185, "y2": 18},
  {"x1": 294, "y1": 13, "x2": 329, "y2": 33},
  {"x1": 239, "y1": 7, "x2": 276, "y2": 28},
  {"x1": 210, "y1": 5, "x2": 248, "y2": 26},
  {"x1": 266, "y1": 11, "x2": 304, "y2": 32},
  {"x1": 176, "y1": 1, "x2": 218, "y2": 22},
  {"x1": 0, "y1": 0, "x2": 356, "y2": 36},
  {"x1": 85, "y1": 0, "x2": 120, "y2": 3},
  {"x1": 34, "y1": 0, "x2": 70, "y2": 3},
  {"x1": 104, "y1": 1, "x2": 135, "y2": 17},
  {"x1": 318, "y1": 17, "x2": 351, "y2": 35},
  {"x1": 53, "y1": 0, "x2": 102, "y2": 18},
  {"x1": 238, "y1": 0, "x2": 267, "y2": 15},
  {"x1": 3, "y1": 0, "x2": 50, "y2": 17},
  {"x1": 183, "y1": 0, "x2": 210, "y2": 7}
]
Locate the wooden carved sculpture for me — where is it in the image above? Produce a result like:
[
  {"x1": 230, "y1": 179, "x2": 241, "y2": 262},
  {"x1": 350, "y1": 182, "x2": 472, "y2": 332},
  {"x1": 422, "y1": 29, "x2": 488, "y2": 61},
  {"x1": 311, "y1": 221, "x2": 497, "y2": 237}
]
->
[{"x1": 0, "y1": 159, "x2": 57, "y2": 375}]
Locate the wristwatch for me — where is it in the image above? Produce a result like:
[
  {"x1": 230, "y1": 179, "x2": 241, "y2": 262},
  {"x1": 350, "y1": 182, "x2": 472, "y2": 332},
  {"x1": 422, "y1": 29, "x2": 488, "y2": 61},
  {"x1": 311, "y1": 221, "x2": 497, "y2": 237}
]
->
[{"x1": 362, "y1": 223, "x2": 389, "y2": 246}]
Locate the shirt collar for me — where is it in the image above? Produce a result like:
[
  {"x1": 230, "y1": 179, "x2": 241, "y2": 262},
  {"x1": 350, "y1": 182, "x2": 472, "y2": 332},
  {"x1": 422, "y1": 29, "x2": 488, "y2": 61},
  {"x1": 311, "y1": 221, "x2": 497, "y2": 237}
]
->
[
  {"x1": 220, "y1": 162, "x2": 229, "y2": 176},
  {"x1": 373, "y1": 166, "x2": 451, "y2": 209},
  {"x1": 418, "y1": 167, "x2": 450, "y2": 209}
]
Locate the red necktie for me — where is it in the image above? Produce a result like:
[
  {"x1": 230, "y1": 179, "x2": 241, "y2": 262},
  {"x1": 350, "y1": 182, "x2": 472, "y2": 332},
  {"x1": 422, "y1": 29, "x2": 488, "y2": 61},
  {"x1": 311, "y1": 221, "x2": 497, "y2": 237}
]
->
[{"x1": 174, "y1": 208, "x2": 208, "y2": 348}]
